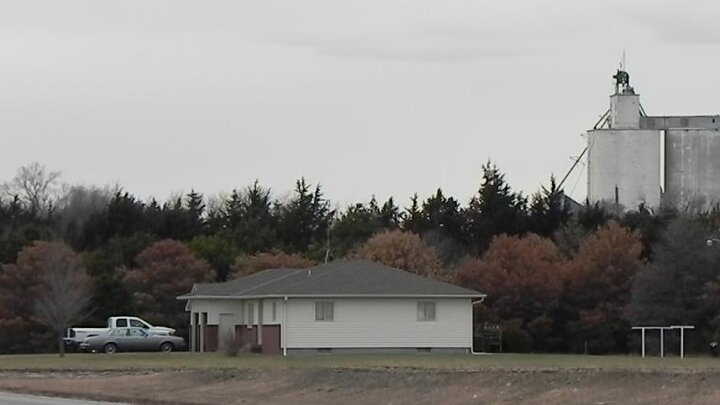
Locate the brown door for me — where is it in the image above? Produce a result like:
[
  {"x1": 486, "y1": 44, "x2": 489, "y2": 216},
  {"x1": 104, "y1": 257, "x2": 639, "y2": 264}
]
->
[
  {"x1": 261, "y1": 325, "x2": 281, "y2": 355},
  {"x1": 236, "y1": 326, "x2": 257, "y2": 351}
]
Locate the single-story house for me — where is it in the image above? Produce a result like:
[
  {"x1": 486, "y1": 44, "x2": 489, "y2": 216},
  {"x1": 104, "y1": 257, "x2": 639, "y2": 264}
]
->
[{"x1": 177, "y1": 260, "x2": 485, "y2": 355}]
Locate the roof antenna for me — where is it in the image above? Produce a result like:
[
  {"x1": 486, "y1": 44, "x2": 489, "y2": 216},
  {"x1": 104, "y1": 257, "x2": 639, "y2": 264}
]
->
[{"x1": 613, "y1": 49, "x2": 632, "y2": 95}]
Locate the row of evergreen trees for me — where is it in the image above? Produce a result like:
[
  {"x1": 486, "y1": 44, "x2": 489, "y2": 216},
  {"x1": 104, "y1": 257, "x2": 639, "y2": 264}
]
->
[{"x1": 1, "y1": 162, "x2": 575, "y2": 272}]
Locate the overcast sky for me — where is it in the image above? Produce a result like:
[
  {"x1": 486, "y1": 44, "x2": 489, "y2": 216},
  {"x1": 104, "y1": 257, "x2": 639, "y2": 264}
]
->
[{"x1": 2, "y1": 0, "x2": 720, "y2": 207}]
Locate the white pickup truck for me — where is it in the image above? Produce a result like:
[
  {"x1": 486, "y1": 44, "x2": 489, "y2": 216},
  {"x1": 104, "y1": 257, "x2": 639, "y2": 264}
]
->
[{"x1": 64, "y1": 316, "x2": 176, "y2": 348}]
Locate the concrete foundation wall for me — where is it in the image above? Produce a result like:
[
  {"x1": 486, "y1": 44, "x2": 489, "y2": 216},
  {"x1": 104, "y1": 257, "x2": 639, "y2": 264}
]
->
[
  {"x1": 664, "y1": 129, "x2": 720, "y2": 209},
  {"x1": 587, "y1": 129, "x2": 662, "y2": 209}
]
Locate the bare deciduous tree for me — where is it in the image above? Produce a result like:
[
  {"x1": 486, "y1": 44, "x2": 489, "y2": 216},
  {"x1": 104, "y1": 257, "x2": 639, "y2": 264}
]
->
[
  {"x1": 33, "y1": 242, "x2": 92, "y2": 357},
  {"x1": 1, "y1": 162, "x2": 62, "y2": 216},
  {"x1": 54, "y1": 185, "x2": 111, "y2": 241}
]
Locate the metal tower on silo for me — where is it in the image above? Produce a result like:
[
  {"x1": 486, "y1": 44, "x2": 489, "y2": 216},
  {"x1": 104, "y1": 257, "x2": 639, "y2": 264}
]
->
[{"x1": 587, "y1": 68, "x2": 661, "y2": 210}]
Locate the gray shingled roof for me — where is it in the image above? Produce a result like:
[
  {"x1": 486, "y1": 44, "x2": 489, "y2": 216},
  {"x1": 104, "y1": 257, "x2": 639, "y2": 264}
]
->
[{"x1": 178, "y1": 260, "x2": 483, "y2": 299}]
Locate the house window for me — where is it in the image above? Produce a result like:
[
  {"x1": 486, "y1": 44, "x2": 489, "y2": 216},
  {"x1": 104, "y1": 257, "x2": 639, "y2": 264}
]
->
[
  {"x1": 315, "y1": 301, "x2": 334, "y2": 321},
  {"x1": 272, "y1": 302, "x2": 277, "y2": 322},
  {"x1": 417, "y1": 302, "x2": 436, "y2": 322}
]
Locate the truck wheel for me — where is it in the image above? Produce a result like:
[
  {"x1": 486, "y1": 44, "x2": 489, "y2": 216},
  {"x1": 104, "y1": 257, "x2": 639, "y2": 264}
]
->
[
  {"x1": 104, "y1": 343, "x2": 118, "y2": 354},
  {"x1": 160, "y1": 342, "x2": 174, "y2": 353}
]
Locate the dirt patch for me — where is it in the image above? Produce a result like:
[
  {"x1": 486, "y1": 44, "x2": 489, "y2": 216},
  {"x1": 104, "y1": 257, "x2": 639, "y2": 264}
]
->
[{"x1": 1, "y1": 367, "x2": 719, "y2": 405}]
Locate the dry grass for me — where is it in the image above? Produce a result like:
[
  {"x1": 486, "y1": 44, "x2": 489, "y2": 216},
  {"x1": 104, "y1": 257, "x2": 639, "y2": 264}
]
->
[
  {"x1": 0, "y1": 352, "x2": 719, "y2": 372},
  {"x1": 2, "y1": 365, "x2": 720, "y2": 404},
  {"x1": 3, "y1": 354, "x2": 720, "y2": 404}
]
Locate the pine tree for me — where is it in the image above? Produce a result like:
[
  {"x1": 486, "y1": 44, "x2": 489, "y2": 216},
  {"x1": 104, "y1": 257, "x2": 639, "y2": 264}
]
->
[
  {"x1": 402, "y1": 194, "x2": 423, "y2": 234},
  {"x1": 185, "y1": 189, "x2": 206, "y2": 238},
  {"x1": 379, "y1": 197, "x2": 401, "y2": 229},
  {"x1": 237, "y1": 181, "x2": 276, "y2": 253},
  {"x1": 529, "y1": 176, "x2": 570, "y2": 236},
  {"x1": 421, "y1": 189, "x2": 465, "y2": 242},
  {"x1": 223, "y1": 189, "x2": 244, "y2": 230},
  {"x1": 331, "y1": 200, "x2": 381, "y2": 257},
  {"x1": 465, "y1": 162, "x2": 528, "y2": 254},
  {"x1": 277, "y1": 178, "x2": 333, "y2": 254}
]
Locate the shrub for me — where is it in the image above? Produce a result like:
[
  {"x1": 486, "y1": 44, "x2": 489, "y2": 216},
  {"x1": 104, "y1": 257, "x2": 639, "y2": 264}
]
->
[
  {"x1": 503, "y1": 325, "x2": 533, "y2": 353},
  {"x1": 221, "y1": 331, "x2": 239, "y2": 357}
]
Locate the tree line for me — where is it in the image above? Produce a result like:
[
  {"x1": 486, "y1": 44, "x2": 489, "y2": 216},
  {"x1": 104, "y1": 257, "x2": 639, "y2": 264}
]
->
[{"x1": 1, "y1": 162, "x2": 720, "y2": 355}]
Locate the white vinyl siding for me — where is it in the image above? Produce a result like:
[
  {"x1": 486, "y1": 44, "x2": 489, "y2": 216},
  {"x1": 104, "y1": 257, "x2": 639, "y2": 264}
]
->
[
  {"x1": 247, "y1": 302, "x2": 255, "y2": 326},
  {"x1": 286, "y1": 298, "x2": 471, "y2": 349}
]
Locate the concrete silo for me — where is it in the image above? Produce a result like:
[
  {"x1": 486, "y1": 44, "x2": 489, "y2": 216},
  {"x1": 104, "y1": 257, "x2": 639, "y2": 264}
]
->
[{"x1": 587, "y1": 70, "x2": 720, "y2": 211}]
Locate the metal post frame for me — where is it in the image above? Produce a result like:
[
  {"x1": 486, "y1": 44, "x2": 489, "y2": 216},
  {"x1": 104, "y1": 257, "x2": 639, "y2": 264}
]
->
[
  {"x1": 641, "y1": 328, "x2": 646, "y2": 358},
  {"x1": 633, "y1": 325, "x2": 694, "y2": 359},
  {"x1": 670, "y1": 325, "x2": 695, "y2": 359},
  {"x1": 660, "y1": 328, "x2": 664, "y2": 358}
]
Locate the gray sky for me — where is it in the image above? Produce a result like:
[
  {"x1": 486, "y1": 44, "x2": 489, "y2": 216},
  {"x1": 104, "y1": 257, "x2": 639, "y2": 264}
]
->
[{"x1": 2, "y1": 0, "x2": 719, "y2": 207}]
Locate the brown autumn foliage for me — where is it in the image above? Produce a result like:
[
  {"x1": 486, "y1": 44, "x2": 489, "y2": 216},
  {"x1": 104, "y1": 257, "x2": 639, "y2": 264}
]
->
[
  {"x1": 456, "y1": 233, "x2": 568, "y2": 350},
  {"x1": 230, "y1": 251, "x2": 316, "y2": 279},
  {"x1": 352, "y1": 230, "x2": 443, "y2": 279},
  {"x1": 123, "y1": 240, "x2": 215, "y2": 334},
  {"x1": 0, "y1": 241, "x2": 90, "y2": 354},
  {"x1": 0, "y1": 252, "x2": 48, "y2": 353},
  {"x1": 563, "y1": 221, "x2": 643, "y2": 353}
]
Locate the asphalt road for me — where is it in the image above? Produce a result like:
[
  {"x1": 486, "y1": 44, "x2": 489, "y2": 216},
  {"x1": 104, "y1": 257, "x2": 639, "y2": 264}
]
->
[{"x1": 0, "y1": 392, "x2": 127, "y2": 405}]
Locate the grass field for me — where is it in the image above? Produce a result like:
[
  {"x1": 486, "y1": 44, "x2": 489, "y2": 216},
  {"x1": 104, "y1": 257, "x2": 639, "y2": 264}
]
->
[{"x1": 0, "y1": 352, "x2": 719, "y2": 371}]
